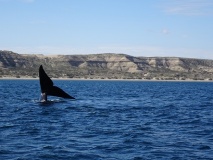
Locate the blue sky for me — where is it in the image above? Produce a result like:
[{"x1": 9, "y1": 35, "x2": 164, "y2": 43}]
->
[{"x1": 0, "y1": 0, "x2": 213, "y2": 59}]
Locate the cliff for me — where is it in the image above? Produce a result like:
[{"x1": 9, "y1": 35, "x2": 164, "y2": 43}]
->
[{"x1": 1, "y1": 50, "x2": 213, "y2": 80}]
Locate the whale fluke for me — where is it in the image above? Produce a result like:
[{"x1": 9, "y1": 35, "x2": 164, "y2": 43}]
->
[{"x1": 39, "y1": 65, "x2": 75, "y2": 100}]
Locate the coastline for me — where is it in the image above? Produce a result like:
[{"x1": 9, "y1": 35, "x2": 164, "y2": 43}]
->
[{"x1": 1, "y1": 76, "x2": 213, "y2": 82}]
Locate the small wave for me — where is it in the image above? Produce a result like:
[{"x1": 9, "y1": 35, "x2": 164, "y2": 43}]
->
[
  {"x1": 198, "y1": 145, "x2": 211, "y2": 150},
  {"x1": 32, "y1": 99, "x2": 69, "y2": 106},
  {"x1": 0, "y1": 124, "x2": 15, "y2": 129},
  {"x1": 2, "y1": 80, "x2": 213, "y2": 160}
]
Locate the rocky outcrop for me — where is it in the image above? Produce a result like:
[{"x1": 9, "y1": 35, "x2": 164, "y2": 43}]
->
[{"x1": 0, "y1": 50, "x2": 213, "y2": 80}]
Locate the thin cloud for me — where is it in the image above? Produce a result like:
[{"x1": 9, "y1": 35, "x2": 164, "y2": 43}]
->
[
  {"x1": 162, "y1": 28, "x2": 170, "y2": 35},
  {"x1": 19, "y1": 0, "x2": 35, "y2": 3},
  {"x1": 162, "y1": 0, "x2": 213, "y2": 16},
  {"x1": 3, "y1": 45, "x2": 213, "y2": 60},
  {"x1": 0, "y1": 0, "x2": 35, "y2": 3},
  {"x1": 29, "y1": 20, "x2": 47, "y2": 25}
]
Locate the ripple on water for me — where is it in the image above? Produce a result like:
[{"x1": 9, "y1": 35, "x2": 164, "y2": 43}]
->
[{"x1": 0, "y1": 80, "x2": 213, "y2": 159}]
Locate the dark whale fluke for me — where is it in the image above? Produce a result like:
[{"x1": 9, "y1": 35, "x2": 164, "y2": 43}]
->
[{"x1": 39, "y1": 65, "x2": 75, "y2": 101}]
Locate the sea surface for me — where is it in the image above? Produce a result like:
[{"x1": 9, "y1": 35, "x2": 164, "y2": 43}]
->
[{"x1": 0, "y1": 80, "x2": 213, "y2": 160}]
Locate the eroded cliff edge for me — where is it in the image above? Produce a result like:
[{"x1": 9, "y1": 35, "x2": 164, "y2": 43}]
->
[{"x1": 1, "y1": 50, "x2": 213, "y2": 80}]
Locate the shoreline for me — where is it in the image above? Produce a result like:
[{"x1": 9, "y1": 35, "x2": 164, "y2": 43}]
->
[{"x1": 1, "y1": 76, "x2": 213, "y2": 82}]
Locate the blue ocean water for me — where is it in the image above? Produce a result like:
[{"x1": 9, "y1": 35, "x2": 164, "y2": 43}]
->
[{"x1": 0, "y1": 80, "x2": 213, "y2": 160}]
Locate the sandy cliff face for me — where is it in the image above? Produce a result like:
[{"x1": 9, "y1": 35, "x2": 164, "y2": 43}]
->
[
  {"x1": 54, "y1": 54, "x2": 141, "y2": 72},
  {"x1": 144, "y1": 58, "x2": 186, "y2": 71},
  {"x1": 0, "y1": 50, "x2": 213, "y2": 80}
]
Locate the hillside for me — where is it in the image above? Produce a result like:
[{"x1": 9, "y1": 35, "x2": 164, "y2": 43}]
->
[{"x1": 1, "y1": 50, "x2": 213, "y2": 80}]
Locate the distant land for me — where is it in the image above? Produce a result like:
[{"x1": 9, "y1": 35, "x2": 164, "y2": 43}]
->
[{"x1": 0, "y1": 50, "x2": 213, "y2": 80}]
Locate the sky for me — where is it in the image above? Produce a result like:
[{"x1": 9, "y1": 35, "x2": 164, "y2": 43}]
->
[{"x1": 0, "y1": 0, "x2": 213, "y2": 59}]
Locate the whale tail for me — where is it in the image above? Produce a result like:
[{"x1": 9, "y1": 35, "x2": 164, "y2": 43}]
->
[{"x1": 39, "y1": 65, "x2": 75, "y2": 99}]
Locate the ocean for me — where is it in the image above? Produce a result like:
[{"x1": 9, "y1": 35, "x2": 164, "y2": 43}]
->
[{"x1": 0, "y1": 80, "x2": 213, "y2": 160}]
